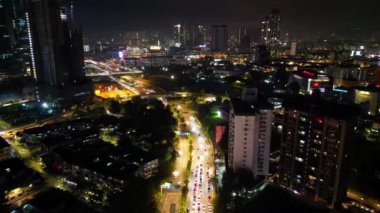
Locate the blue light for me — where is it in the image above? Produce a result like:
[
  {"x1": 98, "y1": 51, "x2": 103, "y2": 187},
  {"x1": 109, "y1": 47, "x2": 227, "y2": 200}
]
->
[{"x1": 333, "y1": 88, "x2": 348, "y2": 93}]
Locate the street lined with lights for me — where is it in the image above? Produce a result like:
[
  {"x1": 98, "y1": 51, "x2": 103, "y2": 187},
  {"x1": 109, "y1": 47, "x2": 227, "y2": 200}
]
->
[{"x1": 187, "y1": 115, "x2": 215, "y2": 213}]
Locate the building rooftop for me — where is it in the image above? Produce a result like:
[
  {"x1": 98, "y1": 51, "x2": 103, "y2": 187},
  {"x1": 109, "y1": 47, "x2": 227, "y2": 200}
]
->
[
  {"x1": 230, "y1": 97, "x2": 273, "y2": 116},
  {"x1": 283, "y1": 95, "x2": 362, "y2": 120}
]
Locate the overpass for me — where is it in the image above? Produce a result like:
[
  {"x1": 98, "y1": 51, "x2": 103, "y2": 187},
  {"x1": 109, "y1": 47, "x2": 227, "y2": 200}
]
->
[
  {"x1": 86, "y1": 64, "x2": 140, "y2": 95},
  {"x1": 85, "y1": 64, "x2": 142, "y2": 76}
]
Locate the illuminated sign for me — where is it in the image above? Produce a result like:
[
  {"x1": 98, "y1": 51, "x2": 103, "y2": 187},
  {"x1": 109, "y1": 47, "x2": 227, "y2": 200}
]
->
[
  {"x1": 333, "y1": 88, "x2": 348, "y2": 93},
  {"x1": 302, "y1": 70, "x2": 315, "y2": 77},
  {"x1": 149, "y1": 45, "x2": 161, "y2": 50}
]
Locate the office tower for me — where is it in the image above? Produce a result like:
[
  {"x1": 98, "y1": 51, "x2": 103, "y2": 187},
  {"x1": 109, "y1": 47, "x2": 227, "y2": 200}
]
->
[
  {"x1": 278, "y1": 96, "x2": 359, "y2": 208},
  {"x1": 239, "y1": 27, "x2": 251, "y2": 51},
  {"x1": 211, "y1": 25, "x2": 228, "y2": 52},
  {"x1": 261, "y1": 9, "x2": 281, "y2": 47},
  {"x1": 0, "y1": 0, "x2": 32, "y2": 77},
  {"x1": 24, "y1": 0, "x2": 84, "y2": 86},
  {"x1": 24, "y1": 0, "x2": 63, "y2": 85},
  {"x1": 189, "y1": 25, "x2": 207, "y2": 48},
  {"x1": 173, "y1": 24, "x2": 187, "y2": 47},
  {"x1": 60, "y1": 1, "x2": 85, "y2": 83},
  {"x1": 173, "y1": 24, "x2": 182, "y2": 47},
  {"x1": 228, "y1": 87, "x2": 273, "y2": 177}
]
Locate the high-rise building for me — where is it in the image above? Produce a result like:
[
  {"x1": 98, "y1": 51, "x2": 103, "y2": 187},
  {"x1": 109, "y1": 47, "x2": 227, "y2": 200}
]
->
[
  {"x1": 189, "y1": 25, "x2": 207, "y2": 48},
  {"x1": 278, "y1": 96, "x2": 360, "y2": 208},
  {"x1": 239, "y1": 27, "x2": 251, "y2": 51},
  {"x1": 172, "y1": 24, "x2": 189, "y2": 47},
  {"x1": 24, "y1": 0, "x2": 63, "y2": 85},
  {"x1": 261, "y1": 9, "x2": 280, "y2": 47},
  {"x1": 60, "y1": 1, "x2": 85, "y2": 83},
  {"x1": 0, "y1": 0, "x2": 32, "y2": 77},
  {"x1": 24, "y1": 0, "x2": 84, "y2": 86},
  {"x1": 211, "y1": 25, "x2": 228, "y2": 52},
  {"x1": 228, "y1": 87, "x2": 273, "y2": 177}
]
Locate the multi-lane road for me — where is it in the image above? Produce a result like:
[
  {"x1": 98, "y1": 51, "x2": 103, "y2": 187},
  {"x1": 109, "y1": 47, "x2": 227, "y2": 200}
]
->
[{"x1": 186, "y1": 115, "x2": 215, "y2": 213}]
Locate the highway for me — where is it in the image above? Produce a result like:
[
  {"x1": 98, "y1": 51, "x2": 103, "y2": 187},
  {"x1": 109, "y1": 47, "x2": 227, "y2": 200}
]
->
[
  {"x1": 186, "y1": 113, "x2": 215, "y2": 213},
  {"x1": 86, "y1": 63, "x2": 140, "y2": 95}
]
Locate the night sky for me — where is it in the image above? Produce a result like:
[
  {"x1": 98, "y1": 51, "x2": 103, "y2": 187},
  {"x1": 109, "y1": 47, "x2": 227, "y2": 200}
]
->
[{"x1": 75, "y1": 0, "x2": 380, "y2": 38}]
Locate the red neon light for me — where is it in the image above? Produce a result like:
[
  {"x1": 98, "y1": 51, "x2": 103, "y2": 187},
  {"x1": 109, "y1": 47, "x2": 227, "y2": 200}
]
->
[
  {"x1": 302, "y1": 70, "x2": 315, "y2": 76},
  {"x1": 375, "y1": 84, "x2": 380, "y2": 88},
  {"x1": 312, "y1": 83, "x2": 320, "y2": 87},
  {"x1": 315, "y1": 118, "x2": 323, "y2": 124}
]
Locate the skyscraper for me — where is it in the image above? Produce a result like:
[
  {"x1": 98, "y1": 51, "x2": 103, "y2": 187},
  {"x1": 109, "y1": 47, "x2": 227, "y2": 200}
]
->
[
  {"x1": 239, "y1": 27, "x2": 251, "y2": 51},
  {"x1": 210, "y1": 25, "x2": 228, "y2": 52},
  {"x1": 189, "y1": 25, "x2": 207, "y2": 48},
  {"x1": 173, "y1": 24, "x2": 189, "y2": 47},
  {"x1": 0, "y1": 0, "x2": 32, "y2": 77},
  {"x1": 24, "y1": 0, "x2": 63, "y2": 85},
  {"x1": 60, "y1": 1, "x2": 85, "y2": 83},
  {"x1": 261, "y1": 9, "x2": 281, "y2": 47},
  {"x1": 228, "y1": 87, "x2": 273, "y2": 177},
  {"x1": 24, "y1": 0, "x2": 84, "y2": 86},
  {"x1": 278, "y1": 96, "x2": 360, "y2": 208}
]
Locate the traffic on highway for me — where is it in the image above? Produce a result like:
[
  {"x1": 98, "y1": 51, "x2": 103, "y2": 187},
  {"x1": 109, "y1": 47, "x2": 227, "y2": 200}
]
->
[{"x1": 188, "y1": 116, "x2": 215, "y2": 213}]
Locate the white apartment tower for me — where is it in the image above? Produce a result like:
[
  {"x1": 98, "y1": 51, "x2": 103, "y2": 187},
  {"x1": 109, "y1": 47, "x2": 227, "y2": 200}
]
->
[{"x1": 228, "y1": 87, "x2": 273, "y2": 177}]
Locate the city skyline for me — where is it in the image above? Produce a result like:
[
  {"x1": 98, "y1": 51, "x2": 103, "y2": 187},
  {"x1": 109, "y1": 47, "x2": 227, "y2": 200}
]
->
[
  {"x1": 76, "y1": 0, "x2": 380, "y2": 39},
  {"x1": 2, "y1": 0, "x2": 380, "y2": 212}
]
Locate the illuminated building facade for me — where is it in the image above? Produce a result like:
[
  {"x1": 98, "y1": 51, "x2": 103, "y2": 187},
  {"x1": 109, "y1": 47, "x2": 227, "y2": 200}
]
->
[
  {"x1": 0, "y1": 0, "x2": 32, "y2": 77},
  {"x1": 329, "y1": 66, "x2": 380, "y2": 88},
  {"x1": 354, "y1": 86, "x2": 380, "y2": 115},
  {"x1": 289, "y1": 69, "x2": 331, "y2": 94},
  {"x1": 261, "y1": 9, "x2": 280, "y2": 47},
  {"x1": 278, "y1": 96, "x2": 359, "y2": 209},
  {"x1": 173, "y1": 24, "x2": 190, "y2": 47},
  {"x1": 24, "y1": 0, "x2": 84, "y2": 85},
  {"x1": 228, "y1": 87, "x2": 273, "y2": 177}
]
